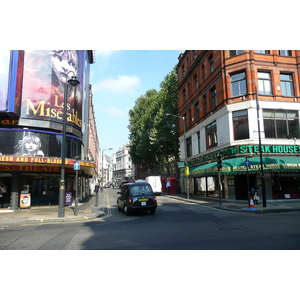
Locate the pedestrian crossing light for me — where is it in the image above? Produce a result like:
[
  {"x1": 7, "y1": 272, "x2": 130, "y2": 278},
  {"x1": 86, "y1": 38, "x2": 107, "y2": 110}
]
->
[{"x1": 217, "y1": 154, "x2": 222, "y2": 169}]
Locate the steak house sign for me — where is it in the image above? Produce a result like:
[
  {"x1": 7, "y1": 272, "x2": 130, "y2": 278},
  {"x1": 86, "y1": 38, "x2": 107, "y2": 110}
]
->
[{"x1": 187, "y1": 144, "x2": 300, "y2": 167}]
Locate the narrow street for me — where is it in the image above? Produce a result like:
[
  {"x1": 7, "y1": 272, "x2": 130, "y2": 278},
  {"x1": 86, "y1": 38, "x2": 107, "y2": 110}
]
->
[{"x1": 1, "y1": 188, "x2": 300, "y2": 250}]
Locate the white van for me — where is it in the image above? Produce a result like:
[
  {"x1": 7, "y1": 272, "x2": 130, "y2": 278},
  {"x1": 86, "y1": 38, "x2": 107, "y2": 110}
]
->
[{"x1": 145, "y1": 176, "x2": 162, "y2": 195}]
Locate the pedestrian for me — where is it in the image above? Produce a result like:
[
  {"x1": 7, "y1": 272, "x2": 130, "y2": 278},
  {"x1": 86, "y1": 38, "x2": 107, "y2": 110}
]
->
[
  {"x1": 94, "y1": 184, "x2": 99, "y2": 196},
  {"x1": 166, "y1": 179, "x2": 171, "y2": 195},
  {"x1": 254, "y1": 186, "x2": 260, "y2": 204}
]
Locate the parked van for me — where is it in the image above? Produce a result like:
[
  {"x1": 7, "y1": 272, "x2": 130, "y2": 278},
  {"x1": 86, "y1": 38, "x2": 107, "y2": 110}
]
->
[{"x1": 145, "y1": 176, "x2": 162, "y2": 195}]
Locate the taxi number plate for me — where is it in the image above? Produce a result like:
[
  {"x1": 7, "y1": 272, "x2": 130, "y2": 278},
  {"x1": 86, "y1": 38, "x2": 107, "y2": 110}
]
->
[
  {"x1": 141, "y1": 202, "x2": 146, "y2": 206},
  {"x1": 139, "y1": 198, "x2": 148, "y2": 201}
]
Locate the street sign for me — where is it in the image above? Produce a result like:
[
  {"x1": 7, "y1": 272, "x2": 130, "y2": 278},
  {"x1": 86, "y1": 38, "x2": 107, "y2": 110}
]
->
[
  {"x1": 245, "y1": 160, "x2": 250, "y2": 168},
  {"x1": 74, "y1": 161, "x2": 80, "y2": 170},
  {"x1": 177, "y1": 161, "x2": 186, "y2": 168}
]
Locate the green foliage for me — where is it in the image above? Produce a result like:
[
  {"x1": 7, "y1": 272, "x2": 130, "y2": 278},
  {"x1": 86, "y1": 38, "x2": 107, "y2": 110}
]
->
[{"x1": 128, "y1": 67, "x2": 179, "y2": 167}]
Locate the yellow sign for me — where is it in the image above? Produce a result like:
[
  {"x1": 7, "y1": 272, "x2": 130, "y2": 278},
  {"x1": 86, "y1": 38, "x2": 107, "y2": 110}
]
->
[{"x1": 184, "y1": 167, "x2": 190, "y2": 176}]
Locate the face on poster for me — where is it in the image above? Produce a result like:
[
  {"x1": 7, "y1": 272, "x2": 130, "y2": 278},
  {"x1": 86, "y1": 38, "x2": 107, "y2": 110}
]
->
[{"x1": 20, "y1": 50, "x2": 83, "y2": 132}]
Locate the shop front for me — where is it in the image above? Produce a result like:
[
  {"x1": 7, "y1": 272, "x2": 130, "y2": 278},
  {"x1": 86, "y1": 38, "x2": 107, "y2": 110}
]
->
[
  {"x1": 187, "y1": 156, "x2": 300, "y2": 201},
  {"x1": 0, "y1": 155, "x2": 96, "y2": 210}
]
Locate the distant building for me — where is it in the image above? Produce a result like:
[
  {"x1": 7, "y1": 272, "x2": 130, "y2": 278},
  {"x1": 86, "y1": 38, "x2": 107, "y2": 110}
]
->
[
  {"x1": 113, "y1": 146, "x2": 133, "y2": 186},
  {"x1": 177, "y1": 50, "x2": 300, "y2": 201}
]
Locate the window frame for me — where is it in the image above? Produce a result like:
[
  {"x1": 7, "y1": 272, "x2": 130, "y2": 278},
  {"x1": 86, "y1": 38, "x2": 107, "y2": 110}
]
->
[
  {"x1": 232, "y1": 109, "x2": 250, "y2": 140},
  {"x1": 230, "y1": 71, "x2": 247, "y2": 97},
  {"x1": 263, "y1": 109, "x2": 300, "y2": 139},
  {"x1": 279, "y1": 50, "x2": 292, "y2": 56},
  {"x1": 229, "y1": 50, "x2": 244, "y2": 57},
  {"x1": 280, "y1": 73, "x2": 294, "y2": 97},
  {"x1": 205, "y1": 121, "x2": 217, "y2": 149},
  {"x1": 258, "y1": 71, "x2": 272, "y2": 95}
]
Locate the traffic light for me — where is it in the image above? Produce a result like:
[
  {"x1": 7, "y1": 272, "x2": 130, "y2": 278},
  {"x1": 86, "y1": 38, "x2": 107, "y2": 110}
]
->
[{"x1": 217, "y1": 154, "x2": 222, "y2": 169}]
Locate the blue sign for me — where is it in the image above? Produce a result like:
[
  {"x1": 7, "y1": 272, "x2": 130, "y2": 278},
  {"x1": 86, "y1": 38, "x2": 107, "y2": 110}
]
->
[
  {"x1": 74, "y1": 161, "x2": 80, "y2": 170},
  {"x1": 245, "y1": 160, "x2": 251, "y2": 168}
]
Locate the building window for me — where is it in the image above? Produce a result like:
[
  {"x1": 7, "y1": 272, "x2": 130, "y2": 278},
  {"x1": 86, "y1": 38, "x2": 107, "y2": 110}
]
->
[
  {"x1": 258, "y1": 72, "x2": 272, "y2": 95},
  {"x1": 210, "y1": 87, "x2": 217, "y2": 109},
  {"x1": 209, "y1": 55, "x2": 214, "y2": 73},
  {"x1": 193, "y1": 74, "x2": 198, "y2": 90},
  {"x1": 181, "y1": 64, "x2": 185, "y2": 77},
  {"x1": 206, "y1": 121, "x2": 217, "y2": 149},
  {"x1": 186, "y1": 137, "x2": 192, "y2": 158},
  {"x1": 193, "y1": 50, "x2": 197, "y2": 60},
  {"x1": 279, "y1": 50, "x2": 292, "y2": 56},
  {"x1": 201, "y1": 65, "x2": 205, "y2": 81},
  {"x1": 183, "y1": 88, "x2": 186, "y2": 101},
  {"x1": 280, "y1": 73, "x2": 294, "y2": 96},
  {"x1": 194, "y1": 102, "x2": 200, "y2": 121},
  {"x1": 263, "y1": 109, "x2": 300, "y2": 139},
  {"x1": 232, "y1": 109, "x2": 249, "y2": 140},
  {"x1": 197, "y1": 131, "x2": 201, "y2": 154},
  {"x1": 203, "y1": 94, "x2": 207, "y2": 116},
  {"x1": 229, "y1": 50, "x2": 244, "y2": 57},
  {"x1": 256, "y1": 50, "x2": 269, "y2": 54},
  {"x1": 184, "y1": 114, "x2": 187, "y2": 131},
  {"x1": 231, "y1": 71, "x2": 247, "y2": 96}
]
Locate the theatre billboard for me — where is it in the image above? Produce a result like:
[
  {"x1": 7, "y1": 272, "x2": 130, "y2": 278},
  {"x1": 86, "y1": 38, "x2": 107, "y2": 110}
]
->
[{"x1": 18, "y1": 50, "x2": 85, "y2": 138}]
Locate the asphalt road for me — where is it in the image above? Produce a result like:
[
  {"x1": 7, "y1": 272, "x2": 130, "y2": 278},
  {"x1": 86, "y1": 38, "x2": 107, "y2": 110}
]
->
[{"x1": 1, "y1": 188, "x2": 300, "y2": 250}]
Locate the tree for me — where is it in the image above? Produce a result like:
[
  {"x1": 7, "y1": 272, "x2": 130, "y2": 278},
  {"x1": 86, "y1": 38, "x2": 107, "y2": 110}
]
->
[{"x1": 128, "y1": 67, "x2": 179, "y2": 172}]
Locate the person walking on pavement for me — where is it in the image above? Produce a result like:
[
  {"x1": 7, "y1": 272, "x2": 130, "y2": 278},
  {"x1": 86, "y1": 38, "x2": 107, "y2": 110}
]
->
[
  {"x1": 166, "y1": 179, "x2": 171, "y2": 195},
  {"x1": 94, "y1": 184, "x2": 99, "y2": 196}
]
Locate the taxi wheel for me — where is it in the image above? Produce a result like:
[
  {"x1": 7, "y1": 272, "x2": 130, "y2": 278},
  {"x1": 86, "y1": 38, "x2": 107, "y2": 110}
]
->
[{"x1": 124, "y1": 205, "x2": 130, "y2": 215}]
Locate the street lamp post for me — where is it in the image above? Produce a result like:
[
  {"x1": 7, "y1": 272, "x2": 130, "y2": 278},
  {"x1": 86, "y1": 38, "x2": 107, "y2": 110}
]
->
[
  {"x1": 58, "y1": 76, "x2": 80, "y2": 218},
  {"x1": 165, "y1": 113, "x2": 189, "y2": 199},
  {"x1": 255, "y1": 86, "x2": 267, "y2": 207}
]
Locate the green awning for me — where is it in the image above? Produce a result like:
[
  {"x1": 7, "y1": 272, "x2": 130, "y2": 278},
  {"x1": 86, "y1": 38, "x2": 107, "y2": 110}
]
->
[{"x1": 188, "y1": 156, "x2": 300, "y2": 177}]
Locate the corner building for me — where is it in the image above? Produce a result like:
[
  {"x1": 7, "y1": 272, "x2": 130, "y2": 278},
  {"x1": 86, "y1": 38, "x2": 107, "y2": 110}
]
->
[
  {"x1": 0, "y1": 50, "x2": 97, "y2": 210},
  {"x1": 177, "y1": 50, "x2": 300, "y2": 202}
]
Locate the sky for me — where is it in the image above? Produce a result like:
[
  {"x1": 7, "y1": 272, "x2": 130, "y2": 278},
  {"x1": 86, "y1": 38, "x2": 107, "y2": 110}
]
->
[{"x1": 90, "y1": 50, "x2": 182, "y2": 155}]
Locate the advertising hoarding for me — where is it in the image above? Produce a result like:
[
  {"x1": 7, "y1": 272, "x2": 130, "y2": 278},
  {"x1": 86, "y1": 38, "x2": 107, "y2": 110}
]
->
[
  {"x1": 19, "y1": 50, "x2": 84, "y2": 138},
  {"x1": 0, "y1": 50, "x2": 23, "y2": 117},
  {"x1": 0, "y1": 128, "x2": 81, "y2": 158}
]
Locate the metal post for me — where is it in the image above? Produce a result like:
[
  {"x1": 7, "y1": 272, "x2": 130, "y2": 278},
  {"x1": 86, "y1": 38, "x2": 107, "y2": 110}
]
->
[
  {"x1": 256, "y1": 86, "x2": 267, "y2": 207},
  {"x1": 246, "y1": 158, "x2": 250, "y2": 207},
  {"x1": 58, "y1": 76, "x2": 80, "y2": 218},
  {"x1": 58, "y1": 82, "x2": 68, "y2": 218},
  {"x1": 75, "y1": 163, "x2": 79, "y2": 216},
  {"x1": 182, "y1": 116, "x2": 189, "y2": 199},
  {"x1": 218, "y1": 169, "x2": 222, "y2": 205}
]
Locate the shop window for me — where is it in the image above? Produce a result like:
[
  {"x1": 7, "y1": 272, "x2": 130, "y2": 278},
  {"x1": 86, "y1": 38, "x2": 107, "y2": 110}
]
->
[
  {"x1": 206, "y1": 121, "x2": 217, "y2": 149},
  {"x1": 258, "y1": 72, "x2": 272, "y2": 95},
  {"x1": 232, "y1": 109, "x2": 249, "y2": 140},
  {"x1": 263, "y1": 109, "x2": 300, "y2": 139},
  {"x1": 231, "y1": 71, "x2": 247, "y2": 97}
]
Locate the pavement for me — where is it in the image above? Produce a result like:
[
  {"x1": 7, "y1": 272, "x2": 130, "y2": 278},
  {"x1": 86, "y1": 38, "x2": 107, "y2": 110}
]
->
[{"x1": 1, "y1": 192, "x2": 300, "y2": 226}]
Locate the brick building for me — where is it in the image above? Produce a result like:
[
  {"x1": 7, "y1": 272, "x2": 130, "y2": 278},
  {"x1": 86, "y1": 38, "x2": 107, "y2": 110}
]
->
[{"x1": 177, "y1": 50, "x2": 300, "y2": 202}]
